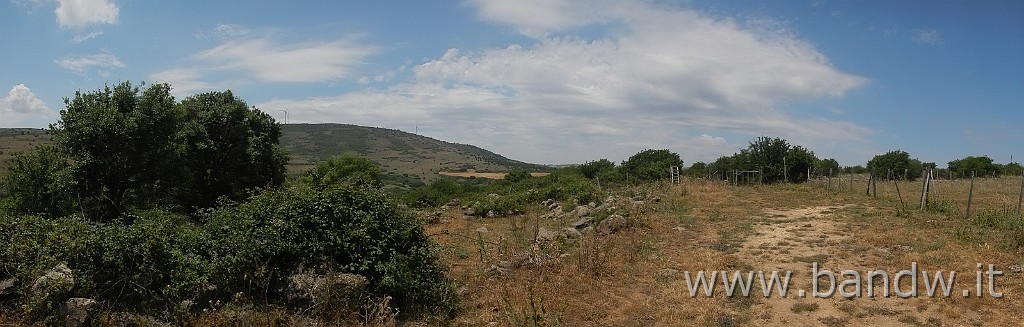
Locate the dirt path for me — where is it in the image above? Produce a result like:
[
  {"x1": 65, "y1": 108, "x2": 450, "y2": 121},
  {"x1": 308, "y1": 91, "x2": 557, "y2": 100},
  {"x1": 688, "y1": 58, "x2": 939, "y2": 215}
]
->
[{"x1": 736, "y1": 205, "x2": 978, "y2": 326}]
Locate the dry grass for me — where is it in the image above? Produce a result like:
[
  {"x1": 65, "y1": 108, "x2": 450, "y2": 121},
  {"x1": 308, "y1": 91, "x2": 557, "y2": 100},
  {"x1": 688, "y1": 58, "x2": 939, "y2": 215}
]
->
[{"x1": 425, "y1": 177, "x2": 1024, "y2": 326}]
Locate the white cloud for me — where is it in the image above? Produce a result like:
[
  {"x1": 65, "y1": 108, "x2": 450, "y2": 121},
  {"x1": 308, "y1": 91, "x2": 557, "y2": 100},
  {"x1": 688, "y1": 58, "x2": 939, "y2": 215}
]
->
[
  {"x1": 0, "y1": 84, "x2": 53, "y2": 126},
  {"x1": 55, "y1": 0, "x2": 119, "y2": 29},
  {"x1": 912, "y1": 29, "x2": 943, "y2": 46},
  {"x1": 257, "y1": 2, "x2": 869, "y2": 164},
  {"x1": 54, "y1": 51, "x2": 125, "y2": 75},
  {"x1": 191, "y1": 37, "x2": 376, "y2": 83},
  {"x1": 195, "y1": 23, "x2": 250, "y2": 40},
  {"x1": 70, "y1": 30, "x2": 102, "y2": 43}
]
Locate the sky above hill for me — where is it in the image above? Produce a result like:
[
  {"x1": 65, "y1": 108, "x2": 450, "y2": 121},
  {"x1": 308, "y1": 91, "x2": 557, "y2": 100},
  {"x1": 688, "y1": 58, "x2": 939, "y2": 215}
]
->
[{"x1": 2, "y1": 0, "x2": 1022, "y2": 166}]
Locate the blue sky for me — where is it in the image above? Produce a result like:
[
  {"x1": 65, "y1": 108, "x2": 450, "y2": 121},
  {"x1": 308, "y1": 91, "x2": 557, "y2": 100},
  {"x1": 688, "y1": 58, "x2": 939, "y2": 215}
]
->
[{"x1": 1, "y1": 0, "x2": 1022, "y2": 166}]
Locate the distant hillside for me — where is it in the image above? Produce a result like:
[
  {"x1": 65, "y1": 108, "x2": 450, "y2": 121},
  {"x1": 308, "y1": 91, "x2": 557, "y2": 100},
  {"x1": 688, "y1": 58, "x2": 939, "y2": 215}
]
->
[
  {"x1": 0, "y1": 125, "x2": 546, "y2": 186},
  {"x1": 281, "y1": 124, "x2": 547, "y2": 186}
]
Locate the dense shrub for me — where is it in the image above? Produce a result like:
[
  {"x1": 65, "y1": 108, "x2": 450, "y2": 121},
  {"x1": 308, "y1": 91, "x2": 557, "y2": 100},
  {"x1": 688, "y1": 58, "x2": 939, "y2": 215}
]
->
[
  {"x1": 621, "y1": 149, "x2": 682, "y2": 182},
  {"x1": 301, "y1": 154, "x2": 383, "y2": 188},
  {"x1": 204, "y1": 183, "x2": 457, "y2": 318},
  {"x1": 867, "y1": 150, "x2": 923, "y2": 180}
]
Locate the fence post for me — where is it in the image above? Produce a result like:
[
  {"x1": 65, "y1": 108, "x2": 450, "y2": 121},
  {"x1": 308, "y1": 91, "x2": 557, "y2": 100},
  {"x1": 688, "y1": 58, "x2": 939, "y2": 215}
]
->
[
  {"x1": 865, "y1": 172, "x2": 872, "y2": 195},
  {"x1": 965, "y1": 171, "x2": 976, "y2": 220},
  {"x1": 894, "y1": 175, "x2": 905, "y2": 210},
  {"x1": 1017, "y1": 172, "x2": 1023, "y2": 216},
  {"x1": 919, "y1": 170, "x2": 930, "y2": 210}
]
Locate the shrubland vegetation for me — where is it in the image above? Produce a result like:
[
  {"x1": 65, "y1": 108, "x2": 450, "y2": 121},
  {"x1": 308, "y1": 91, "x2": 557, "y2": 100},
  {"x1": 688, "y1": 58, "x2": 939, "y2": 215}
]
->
[{"x1": 1, "y1": 82, "x2": 1021, "y2": 325}]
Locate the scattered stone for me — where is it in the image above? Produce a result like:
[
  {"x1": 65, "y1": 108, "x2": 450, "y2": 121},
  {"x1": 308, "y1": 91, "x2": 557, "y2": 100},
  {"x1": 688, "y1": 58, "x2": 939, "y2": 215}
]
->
[
  {"x1": 573, "y1": 205, "x2": 592, "y2": 217},
  {"x1": 580, "y1": 226, "x2": 595, "y2": 234},
  {"x1": 64, "y1": 298, "x2": 97, "y2": 327},
  {"x1": 597, "y1": 214, "x2": 628, "y2": 235},
  {"x1": 572, "y1": 216, "x2": 594, "y2": 229},
  {"x1": 475, "y1": 226, "x2": 489, "y2": 234},
  {"x1": 709, "y1": 243, "x2": 731, "y2": 252},
  {"x1": 535, "y1": 227, "x2": 558, "y2": 243},
  {"x1": 487, "y1": 193, "x2": 500, "y2": 200},
  {"x1": 456, "y1": 286, "x2": 470, "y2": 296},
  {"x1": 32, "y1": 263, "x2": 74, "y2": 300},
  {"x1": 0, "y1": 277, "x2": 17, "y2": 297},
  {"x1": 547, "y1": 202, "x2": 560, "y2": 210},
  {"x1": 1009, "y1": 265, "x2": 1023, "y2": 274},
  {"x1": 464, "y1": 207, "x2": 477, "y2": 216},
  {"x1": 485, "y1": 265, "x2": 511, "y2": 276},
  {"x1": 561, "y1": 227, "x2": 582, "y2": 240},
  {"x1": 486, "y1": 210, "x2": 496, "y2": 218},
  {"x1": 657, "y1": 268, "x2": 680, "y2": 281},
  {"x1": 588, "y1": 202, "x2": 597, "y2": 208},
  {"x1": 672, "y1": 226, "x2": 686, "y2": 232}
]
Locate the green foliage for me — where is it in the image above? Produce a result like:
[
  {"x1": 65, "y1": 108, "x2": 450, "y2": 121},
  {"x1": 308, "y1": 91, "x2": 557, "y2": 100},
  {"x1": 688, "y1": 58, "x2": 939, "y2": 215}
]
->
[
  {"x1": 621, "y1": 149, "x2": 681, "y2": 182},
  {"x1": 815, "y1": 158, "x2": 840, "y2": 176},
  {"x1": 684, "y1": 162, "x2": 707, "y2": 178},
  {"x1": 177, "y1": 90, "x2": 289, "y2": 210},
  {"x1": 707, "y1": 137, "x2": 820, "y2": 183},
  {"x1": 302, "y1": 154, "x2": 382, "y2": 188},
  {"x1": 5, "y1": 83, "x2": 288, "y2": 221},
  {"x1": 504, "y1": 168, "x2": 533, "y2": 183},
  {"x1": 867, "y1": 150, "x2": 923, "y2": 180},
  {"x1": 0, "y1": 145, "x2": 72, "y2": 218},
  {"x1": 947, "y1": 156, "x2": 1000, "y2": 177},
  {"x1": 51, "y1": 82, "x2": 182, "y2": 220},
  {"x1": 746, "y1": 137, "x2": 790, "y2": 183},
  {"x1": 403, "y1": 177, "x2": 485, "y2": 208},
  {"x1": 578, "y1": 159, "x2": 621, "y2": 184},
  {"x1": 785, "y1": 146, "x2": 817, "y2": 182},
  {"x1": 204, "y1": 183, "x2": 457, "y2": 318}
]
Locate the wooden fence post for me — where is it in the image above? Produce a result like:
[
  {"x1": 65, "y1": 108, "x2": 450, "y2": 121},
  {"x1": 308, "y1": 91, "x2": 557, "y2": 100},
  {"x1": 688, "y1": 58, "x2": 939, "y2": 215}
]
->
[
  {"x1": 1017, "y1": 172, "x2": 1023, "y2": 216},
  {"x1": 919, "y1": 170, "x2": 930, "y2": 210},
  {"x1": 965, "y1": 171, "x2": 976, "y2": 220}
]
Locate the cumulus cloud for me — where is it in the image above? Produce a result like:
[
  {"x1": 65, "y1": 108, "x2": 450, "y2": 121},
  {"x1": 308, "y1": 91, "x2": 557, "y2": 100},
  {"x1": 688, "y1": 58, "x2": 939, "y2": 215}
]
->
[
  {"x1": 54, "y1": 51, "x2": 125, "y2": 75},
  {"x1": 0, "y1": 84, "x2": 53, "y2": 126},
  {"x1": 256, "y1": 1, "x2": 870, "y2": 164},
  {"x1": 912, "y1": 29, "x2": 943, "y2": 46},
  {"x1": 55, "y1": 0, "x2": 119, "y2": 29}
]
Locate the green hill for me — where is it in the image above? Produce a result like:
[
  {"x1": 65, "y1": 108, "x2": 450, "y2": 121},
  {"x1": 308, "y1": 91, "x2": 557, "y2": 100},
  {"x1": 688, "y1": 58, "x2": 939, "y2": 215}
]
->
[
  {"x1": 0, "y1": 124, "x2": 545, "y2": 186},
  {"x1": 281, "y1": 124, "x2": 547, "y2": 186}
]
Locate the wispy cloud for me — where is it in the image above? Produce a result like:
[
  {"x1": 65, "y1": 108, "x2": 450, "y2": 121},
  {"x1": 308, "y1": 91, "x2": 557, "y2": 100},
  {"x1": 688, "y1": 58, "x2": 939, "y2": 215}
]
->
[
  {"x1": 70, "y1": 30, "x2": 103, "y2": 43},
  {"x1": 55, "y1": 0, "x2": 119, "y2": 29},
  {"x1": 912, "y1": 28, "x2": 943, "y2": 46},
  {"x1": 196, "y1": 37, "x2": 376, "y2": 82},
  {"x1": 54, "y1": 51, "x2": 125, "y2": 75},
  {"x1": 195, "y1": 23, "x2": 250, "y2": 40}
]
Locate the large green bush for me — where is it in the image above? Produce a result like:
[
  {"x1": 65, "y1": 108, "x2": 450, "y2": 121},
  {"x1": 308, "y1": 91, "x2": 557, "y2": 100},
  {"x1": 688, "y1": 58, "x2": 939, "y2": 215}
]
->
[
  {"x1": 621, "y1": 149, "x2": 682, "y2": 183},
  {"x1": 204, "y1": 183, "x2": 457, "y2": 318}
]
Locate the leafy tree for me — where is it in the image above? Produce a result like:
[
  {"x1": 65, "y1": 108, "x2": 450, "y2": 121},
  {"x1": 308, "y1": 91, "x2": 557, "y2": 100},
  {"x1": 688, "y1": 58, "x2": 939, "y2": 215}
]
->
[
  {"x1": 302, "y1": 154, "x2": 382, "y2": 188},
  {"x1": 621, "y1": 149, "x2": 682, "y2": 182},
  {"x1": 50, "y1": 82, "x2": 182, "y2": 220},
  {"x1": 747, "y1": 137, "x2": 790, "y2": 183},
  {"x1": 684, "y1": 161, "x2": 708, "y2": 178},
  {"x1": 1003, "y1": 162, "x2": 1023, "y2": 176},
  {"x1": 785, "y1": 145, "x2": 818, "y2": 182},
  {"x1": 815, "y1": 158, "x2": 840, "y2": 177},
  {"x1": 177, "y1": 90, "x2": 288, "y2": 210},
  {"x1": 578, "y1": 158, "x2": 621, "y2": 184},
  {"x1": 947, "y1": 156, "x2": 1000, "y2": 177},
  {"x1": 11, "y1": 83, "x2": 288, "y2": 221},
  {"x1": 866, "y1": 150, "x2": 923, "y2": 180}
]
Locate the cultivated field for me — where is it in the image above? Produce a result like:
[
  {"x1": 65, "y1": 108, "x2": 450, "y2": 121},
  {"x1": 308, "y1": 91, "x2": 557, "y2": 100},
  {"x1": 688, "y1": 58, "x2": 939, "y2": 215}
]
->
[{"x1": 425, "y1": 177, "x2": 1024, "y2": 326}]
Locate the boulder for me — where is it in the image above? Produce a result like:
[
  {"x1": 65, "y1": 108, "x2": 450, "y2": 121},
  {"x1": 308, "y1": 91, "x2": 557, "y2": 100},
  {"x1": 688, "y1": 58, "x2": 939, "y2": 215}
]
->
[
  {"x1": 64, "y1": 298, "x2": 97, "y2": 327},
  {"x1": 535, "y1": 227, "x2": 557, "y2": 243},
  {"x1": 561, "y1": 227, "x2": 582, "y2": 240},
  {"x1": 572, "y1": 216, "x2": 594, "y2": 230},
  {"x1": 597, "y1": 214, "x2": 628, "y2": 235},
  {"x1": 32, "y1": 263, "x2": 74, "y2": 300},
  {"x1": 475, "y1": 226, "x2": 489, "y2": 234}
]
